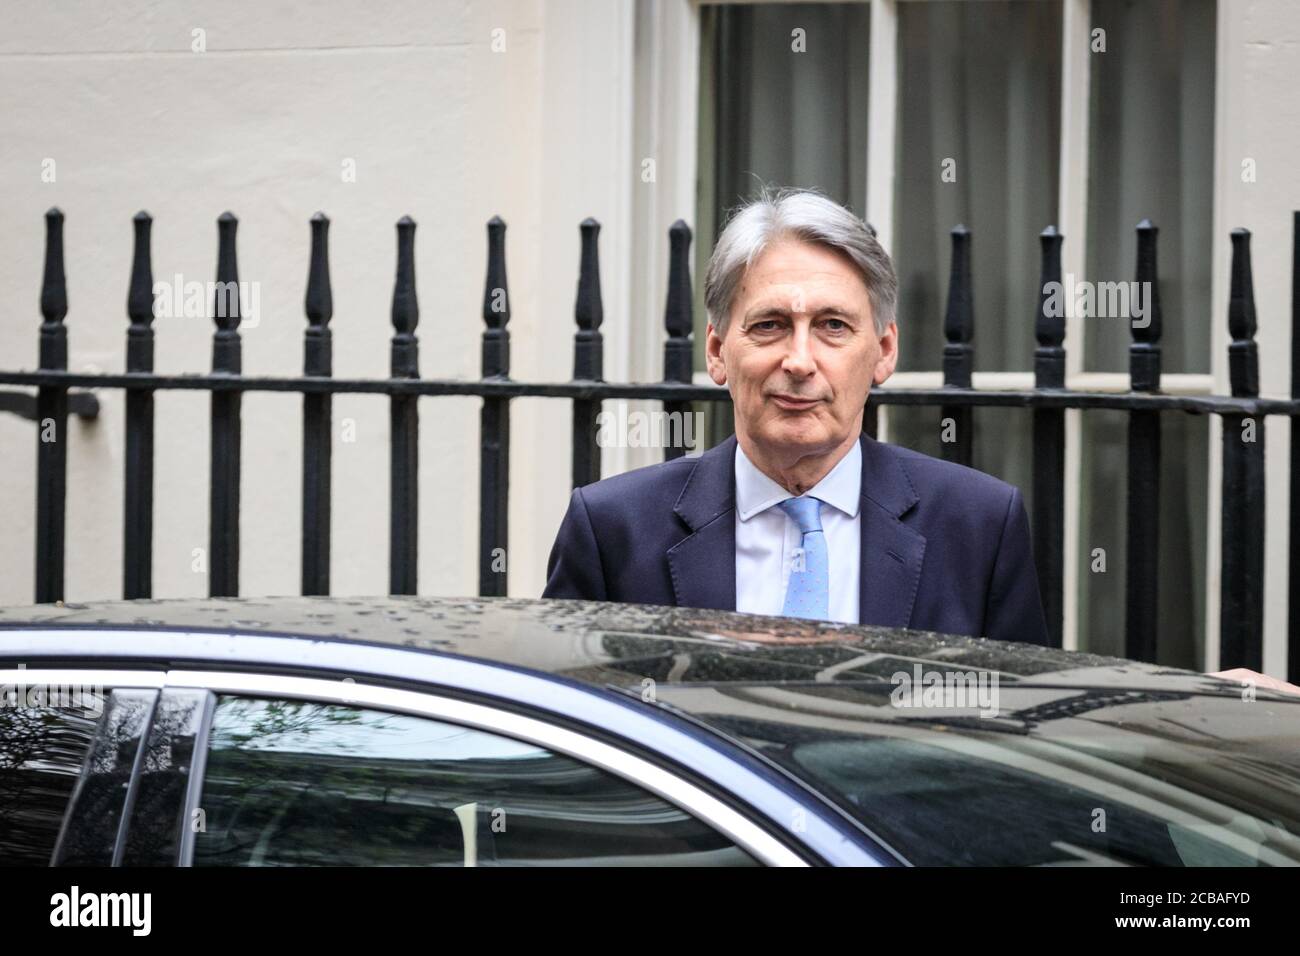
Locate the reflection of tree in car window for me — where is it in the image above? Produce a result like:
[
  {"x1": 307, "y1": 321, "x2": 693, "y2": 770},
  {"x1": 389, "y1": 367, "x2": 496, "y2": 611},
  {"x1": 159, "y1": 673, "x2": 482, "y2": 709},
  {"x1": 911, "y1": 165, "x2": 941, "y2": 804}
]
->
[{"x1": 193, "y1": 696, "x2": 757, "y2": 867}]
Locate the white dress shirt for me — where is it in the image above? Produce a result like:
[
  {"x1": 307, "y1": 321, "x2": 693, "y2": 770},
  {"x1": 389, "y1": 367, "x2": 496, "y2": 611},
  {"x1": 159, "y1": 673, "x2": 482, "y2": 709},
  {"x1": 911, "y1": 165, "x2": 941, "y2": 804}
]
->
[{"x1": 734, "y1": 439, "x2": 862, "y2": 624}]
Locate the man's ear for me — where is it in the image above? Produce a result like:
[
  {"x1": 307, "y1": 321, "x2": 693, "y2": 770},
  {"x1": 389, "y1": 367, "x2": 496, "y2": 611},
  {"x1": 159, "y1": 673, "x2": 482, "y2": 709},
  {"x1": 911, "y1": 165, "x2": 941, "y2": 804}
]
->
[
  {"x1": 873, "y1": 320, "x2": 899, "y2": 386},
  {"x1": 705, "y1": 321, "x2": 728, "y2": 386}
]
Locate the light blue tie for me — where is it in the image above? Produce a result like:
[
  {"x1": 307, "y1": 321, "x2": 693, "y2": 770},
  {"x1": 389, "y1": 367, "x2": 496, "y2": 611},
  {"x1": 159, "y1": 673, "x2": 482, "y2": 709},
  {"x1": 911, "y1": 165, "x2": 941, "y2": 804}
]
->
[{"x1": 778, "y1": 496, "x2": 829, "y2": 620}]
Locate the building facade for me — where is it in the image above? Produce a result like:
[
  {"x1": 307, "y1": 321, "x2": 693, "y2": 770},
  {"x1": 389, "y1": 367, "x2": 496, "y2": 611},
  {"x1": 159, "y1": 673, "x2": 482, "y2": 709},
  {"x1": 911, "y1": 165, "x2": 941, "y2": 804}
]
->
[{"x1": 0, "y1": 0, "x2": 1295, "y2": 674}]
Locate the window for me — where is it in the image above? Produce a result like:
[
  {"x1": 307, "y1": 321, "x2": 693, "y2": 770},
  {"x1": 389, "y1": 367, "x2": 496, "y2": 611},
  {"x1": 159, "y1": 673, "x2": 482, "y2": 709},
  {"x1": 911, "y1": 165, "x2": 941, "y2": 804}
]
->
[
  {"x1": 1077, "y1": 0, "x2": 1216, "y2": 662},
  {"x1": 654, "y1": 682, "x2": 1300, "y2": 867},
  {"x1": 193, "y1": 696, "x2": 758, "y2": 866},
  {"x1": 693, "y1": 0, "x2": 1218, "y2": 656},
  {"x1": 887, "y1": 0, "x2": 1063, "y2": 504},
  {"x1": 0, "y1": 681, "x2": 110, "y2": 865}
]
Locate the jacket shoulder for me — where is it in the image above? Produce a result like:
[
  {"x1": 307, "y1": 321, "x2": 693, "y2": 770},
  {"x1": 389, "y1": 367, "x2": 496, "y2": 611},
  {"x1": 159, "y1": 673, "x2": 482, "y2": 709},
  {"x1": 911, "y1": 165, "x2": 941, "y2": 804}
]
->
[
  {"x1": 576, "y1": 453, "x2": 699, "y2": 515},
  {"x1": 880, "y1": 441, "x2": 1019, "y2": 509}
]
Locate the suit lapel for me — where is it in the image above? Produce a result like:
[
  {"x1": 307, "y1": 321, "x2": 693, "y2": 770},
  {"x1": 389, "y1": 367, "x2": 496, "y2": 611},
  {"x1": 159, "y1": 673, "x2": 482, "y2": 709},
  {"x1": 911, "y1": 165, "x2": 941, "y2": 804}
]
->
[
  {"x1": 857, "y1": 434, "x2": 926, "y2": 629},
  {"x1": 666, "y1": 435, "x2": 737, "y2": 611}
]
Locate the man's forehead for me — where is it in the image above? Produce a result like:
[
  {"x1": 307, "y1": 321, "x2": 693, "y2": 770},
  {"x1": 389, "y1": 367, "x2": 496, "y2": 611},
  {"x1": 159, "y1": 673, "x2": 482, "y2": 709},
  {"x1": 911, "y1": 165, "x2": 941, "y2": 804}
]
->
[
  {"x1": 741, "y1": 283, "x2": 864, "y2": 314},
  {"x1": 738, "y1": 260, "x2": 870, "y2": 310}
]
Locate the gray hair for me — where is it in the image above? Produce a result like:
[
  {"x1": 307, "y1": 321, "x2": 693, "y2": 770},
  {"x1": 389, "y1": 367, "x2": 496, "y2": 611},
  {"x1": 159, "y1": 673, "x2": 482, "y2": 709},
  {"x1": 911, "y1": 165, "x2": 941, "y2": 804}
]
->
[{"x1": 704, "y1": 186, "x2": 897, "y2": 339}]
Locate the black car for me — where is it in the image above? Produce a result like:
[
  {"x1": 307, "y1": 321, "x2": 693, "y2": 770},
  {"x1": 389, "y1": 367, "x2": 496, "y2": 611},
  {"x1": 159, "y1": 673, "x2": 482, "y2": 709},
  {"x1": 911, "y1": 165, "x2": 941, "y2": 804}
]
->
[{"x1": 0, "y1": 595, "x2": 1296, "y2": 867}]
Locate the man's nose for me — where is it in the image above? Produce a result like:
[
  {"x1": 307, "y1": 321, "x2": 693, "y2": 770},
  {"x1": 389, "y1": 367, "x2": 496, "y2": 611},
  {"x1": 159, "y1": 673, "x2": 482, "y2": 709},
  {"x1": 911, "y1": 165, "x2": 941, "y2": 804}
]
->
[{"x1": 781, "y1": 322, "x2": 816, "y2": 376}]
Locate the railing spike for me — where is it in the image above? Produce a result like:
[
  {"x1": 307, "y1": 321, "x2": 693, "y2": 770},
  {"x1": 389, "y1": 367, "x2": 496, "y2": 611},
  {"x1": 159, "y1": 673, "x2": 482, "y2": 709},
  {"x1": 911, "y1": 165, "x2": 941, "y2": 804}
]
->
[
  {"x1": 1035, "y1": 225, "x2": 1065, "y2": 388},
  {"x1": 214, "y1": 210, "x2": 241, "y2": 327},
  {"x1": 211, "y1": 212, "x2": 241, "y2": 374},
  {"x1": 390, "y1": 216, "x2": 419, "y2": 379},
  {"x1": 1228, "y1": 227, "x2": 1259, "y2": 398},
  {"x1": 942, "y1": 224, "x2": 973, "y2": 388},
  {"x1": 662, "y1": 220, "x2": 693, "y2": 386},
  {"x1": 41, "y1": 208, "x2": 67, "y2": 327},
  {"x1": 127, "y1": 211, "x2": 155, "y2": 331},
  {"x1": 663, "y1": 220, "x2": 693, "y2": 341},
  {"x1": 1130, "y1": 219, "x2": 1162, "y2": 392},
  {"x1": 481, "y1": 216, "x2": 510, "y2": 377},
  {"x1": 574, "y1": 218, "x2": 603, "y2": 381},
  {"x1": 305, "y1": 212, "x2": 333, "y2": 329}
]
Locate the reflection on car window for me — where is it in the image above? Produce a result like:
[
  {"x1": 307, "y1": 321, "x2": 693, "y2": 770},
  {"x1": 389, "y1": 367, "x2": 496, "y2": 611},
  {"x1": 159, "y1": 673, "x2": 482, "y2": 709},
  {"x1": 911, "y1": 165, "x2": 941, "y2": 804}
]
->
[
  {"x1": 0, "y1": 686, "x2": 106, "y2": 865},
  {"x1": 656, "y1": 684, "x2": 1300, "y2": 866},
  {"x1": 193, "y1": 696, "x2": 757, "y2": 866},
  {"x1": 758, "y1": 732, "x2": 1300, "y2": 866},
  {"x1": 791, "y1": 737, "x2": 1216, "y2": 866}
]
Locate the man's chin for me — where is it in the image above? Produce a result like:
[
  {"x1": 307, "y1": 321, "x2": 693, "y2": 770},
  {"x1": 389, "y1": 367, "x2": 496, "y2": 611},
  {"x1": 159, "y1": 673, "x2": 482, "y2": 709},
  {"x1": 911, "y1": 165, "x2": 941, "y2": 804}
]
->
[{"x1": 756, "y1": 422, "x2": 842, "y2": 456}]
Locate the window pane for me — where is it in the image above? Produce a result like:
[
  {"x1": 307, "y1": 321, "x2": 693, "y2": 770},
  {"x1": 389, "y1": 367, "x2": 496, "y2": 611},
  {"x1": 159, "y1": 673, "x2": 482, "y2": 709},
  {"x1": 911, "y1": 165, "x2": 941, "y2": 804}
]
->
[
  {"x1": 193, "y1": 697, "x2": 758, "y2": 867},
  {"x1": 122, "y1": 689, "x2": 212, "y2": 866},
  {"x1": 887, "y1": 0, "x2": 1061, "y2": 504},
  {"x1": 647, "y1": 683, "x2": 1300, "y2": 866},
  {"x1": 697, "y1": 0, "x2": 872, "y2": 416},
  {"x1": 1078, "y1": 0, "x2": 1215, "y2": 660},
  {"x1": 0, "y1": 683, "x2": 107, "y2": 865},
  {"x1": 704, "y1": 2, "x2": 871, "y2": 227},
  {"x1": 1085, "y1": 0, "x2": 1216, "y2": 374},
  {"x1": 52, "y1": 689, "x2": 156, "y2": 866},
  {"x1": 893, "y1": 0, "x2": 1062, "y2": 375}
]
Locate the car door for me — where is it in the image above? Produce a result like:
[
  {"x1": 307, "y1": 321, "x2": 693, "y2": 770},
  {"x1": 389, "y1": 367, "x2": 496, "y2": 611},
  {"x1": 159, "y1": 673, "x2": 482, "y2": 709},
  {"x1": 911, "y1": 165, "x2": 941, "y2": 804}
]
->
[{"x1": 113, "y1": 669, "x2": 806, "y2": 867}]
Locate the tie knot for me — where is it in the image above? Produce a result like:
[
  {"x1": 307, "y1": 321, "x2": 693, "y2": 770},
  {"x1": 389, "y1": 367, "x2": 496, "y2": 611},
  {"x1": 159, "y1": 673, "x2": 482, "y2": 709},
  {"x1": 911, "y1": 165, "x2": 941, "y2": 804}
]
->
[{"x1": 778, "y1": 496, "x2": 823, "y2": 534}]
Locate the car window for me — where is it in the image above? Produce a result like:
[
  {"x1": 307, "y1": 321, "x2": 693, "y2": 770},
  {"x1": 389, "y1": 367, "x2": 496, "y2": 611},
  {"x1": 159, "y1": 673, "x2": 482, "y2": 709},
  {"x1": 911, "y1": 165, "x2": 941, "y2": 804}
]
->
[
  {"x1": 121, "y1": 689, "x2": 213, "y2": 866},
  {"x1": 192, "y1": 696, "x2": 758, "y2": 866},
  {"x1": 0, "y1": 677, "x2": 111, "y2": 865},
  {"x1": 788, "y1": 736, "x2": 1245, "y2": 866},
  {"x1": 52, "y1": 689, "x2": 159, "y2": 866},
  {"x1": 646, "y1": 683, "x2": 1300, "y2": 866}
]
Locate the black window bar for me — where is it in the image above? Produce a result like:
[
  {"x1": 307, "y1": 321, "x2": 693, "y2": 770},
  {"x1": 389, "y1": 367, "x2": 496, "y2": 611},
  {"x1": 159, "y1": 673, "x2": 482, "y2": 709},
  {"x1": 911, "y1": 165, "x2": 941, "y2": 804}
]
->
[{"x1": 1, "y1": 207, "x2": 1296, "y2": 680}]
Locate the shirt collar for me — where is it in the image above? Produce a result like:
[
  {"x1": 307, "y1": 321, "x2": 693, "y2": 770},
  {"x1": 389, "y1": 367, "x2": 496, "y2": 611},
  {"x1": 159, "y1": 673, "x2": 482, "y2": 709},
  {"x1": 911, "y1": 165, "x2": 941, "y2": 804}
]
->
[{"x1": 734, "y1": 438, "x2": 862, "y2": 522}]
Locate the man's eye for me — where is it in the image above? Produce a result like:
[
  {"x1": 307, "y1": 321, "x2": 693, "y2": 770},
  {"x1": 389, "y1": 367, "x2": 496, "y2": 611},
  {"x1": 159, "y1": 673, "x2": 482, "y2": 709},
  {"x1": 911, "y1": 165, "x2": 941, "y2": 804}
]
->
[
  {"x1": 751, "y1": 320, "x2": 781, "y2": 332},
  {"x1": 823, "y1": 318, "x2": 848, "y2": 331}
]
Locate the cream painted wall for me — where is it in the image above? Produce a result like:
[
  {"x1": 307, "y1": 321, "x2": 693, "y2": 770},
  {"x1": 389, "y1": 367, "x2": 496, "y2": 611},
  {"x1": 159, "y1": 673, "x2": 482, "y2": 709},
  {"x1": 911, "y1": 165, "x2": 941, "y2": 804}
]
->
[
  {"x1": 1208, "y1": 0, "x2": 1299, "y2": 674},
  {"x1": 0, "y1": 0, "x2": 644, "y2": 606}
]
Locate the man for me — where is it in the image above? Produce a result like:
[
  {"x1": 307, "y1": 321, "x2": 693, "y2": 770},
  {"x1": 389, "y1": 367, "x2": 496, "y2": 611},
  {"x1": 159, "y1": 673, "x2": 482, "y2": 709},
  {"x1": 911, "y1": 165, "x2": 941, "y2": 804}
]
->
[{"x1": 543, "y1": 187, "x2": 1050, "y2": 645}]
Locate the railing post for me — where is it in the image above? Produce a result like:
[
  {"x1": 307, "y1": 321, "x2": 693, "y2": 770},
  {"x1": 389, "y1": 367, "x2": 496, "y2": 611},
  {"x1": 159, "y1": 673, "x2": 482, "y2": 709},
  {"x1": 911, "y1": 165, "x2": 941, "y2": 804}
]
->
[
  {"x1": 571, "y1": 218, "x2": 604, "y2": 489},
  {"x1": 1125, "y1": 220, "x2": 1163, "y2": 662},
  {"x1": 1291, "y1": 211, "x2": 1300, "y2": 684},
  {"x1": 1220, "y1": 228, "x2": 1265, "y2": 670},
  {"x1": 662, "y1": 220, "x2": 694, "y2": 461},
  {"x1": 35, "y1": 208, "x2": 68, "y2": 604},
  {"x1": 302, "y1": 213, "x2": 333, "y2": 596},
  {"x1": 863, "y1": 216, "x2": 880, "y2": 439},
  {"x1": 389, "y1": 216, "x2": 419, "y2": 595},
  {"x1": 479, "y1": 216, "x2": 511, "y2": 597},
  {"x1": 1033, "y1": 225, "x2": 1066, "y2": 648},
  {"x1": 208, "y1": 212, "x2": 242, "y2": 597},
  {"x1": 862, "y1": 399, "x2": 879, "y2": 439},
  {"x1": 941, "y1": 225, "x2": 973, "y2": 466},
  {"x1": 123, "y1": 211, "x2": 155, "y2": 599}
]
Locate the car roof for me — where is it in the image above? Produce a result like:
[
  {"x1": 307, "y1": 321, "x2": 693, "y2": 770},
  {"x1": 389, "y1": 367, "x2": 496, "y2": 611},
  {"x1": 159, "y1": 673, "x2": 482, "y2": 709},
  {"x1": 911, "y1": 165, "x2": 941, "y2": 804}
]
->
[{"x1": 0, "y1": 593, "x2": 1252, "y2": 697}]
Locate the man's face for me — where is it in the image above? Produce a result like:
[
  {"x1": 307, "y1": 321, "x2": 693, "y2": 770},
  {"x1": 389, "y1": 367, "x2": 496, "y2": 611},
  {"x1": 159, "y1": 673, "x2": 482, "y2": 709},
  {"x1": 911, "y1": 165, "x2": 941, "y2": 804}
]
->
[{"x1": 706, "y1": 238, "x2": 898, "y2": 463}]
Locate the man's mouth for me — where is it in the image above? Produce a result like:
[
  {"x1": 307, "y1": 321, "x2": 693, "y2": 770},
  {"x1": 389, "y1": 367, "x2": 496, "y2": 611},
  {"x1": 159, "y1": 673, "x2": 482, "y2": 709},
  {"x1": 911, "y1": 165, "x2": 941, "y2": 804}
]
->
[{"x1": 770, "y1": 394, "x2": 823, "y2": 411}]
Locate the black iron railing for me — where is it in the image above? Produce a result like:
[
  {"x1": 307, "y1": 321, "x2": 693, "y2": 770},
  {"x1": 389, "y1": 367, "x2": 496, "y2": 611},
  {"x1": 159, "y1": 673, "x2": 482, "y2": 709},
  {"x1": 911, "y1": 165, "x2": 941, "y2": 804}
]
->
[{"x1": 0, "y1": 208, "x2": 1296, "y2": 678}]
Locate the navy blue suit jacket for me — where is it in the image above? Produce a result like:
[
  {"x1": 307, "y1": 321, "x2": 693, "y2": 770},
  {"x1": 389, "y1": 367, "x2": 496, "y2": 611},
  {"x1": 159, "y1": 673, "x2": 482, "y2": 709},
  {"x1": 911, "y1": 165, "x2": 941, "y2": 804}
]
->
[{"x1": 543, "y1": 433, "x2": 1050, "y2": 645}]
